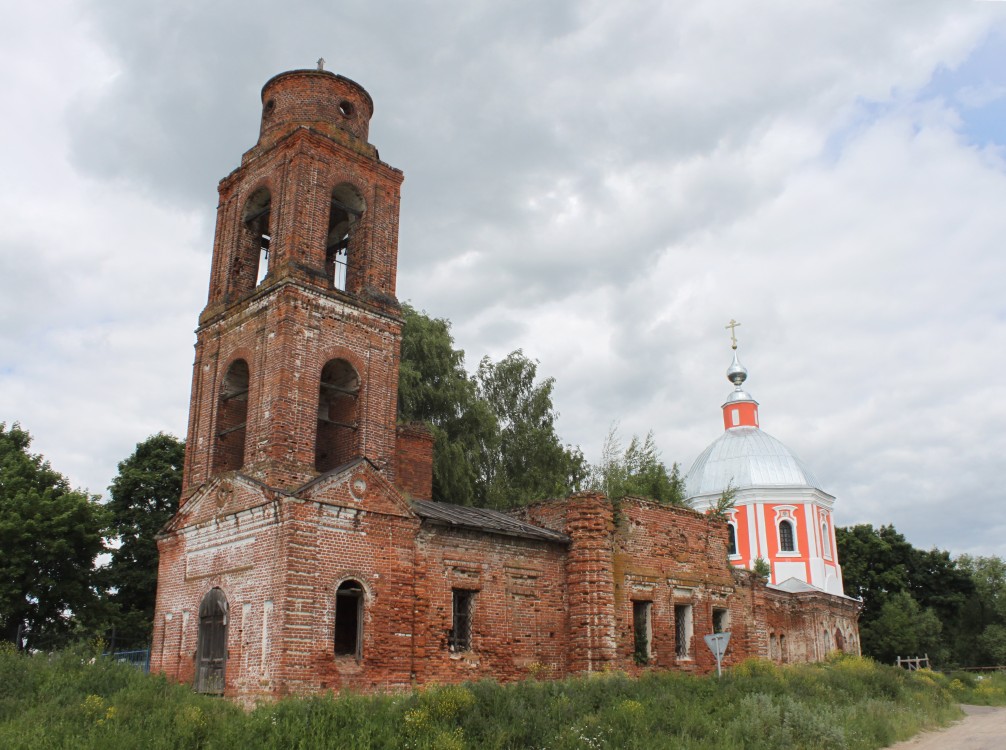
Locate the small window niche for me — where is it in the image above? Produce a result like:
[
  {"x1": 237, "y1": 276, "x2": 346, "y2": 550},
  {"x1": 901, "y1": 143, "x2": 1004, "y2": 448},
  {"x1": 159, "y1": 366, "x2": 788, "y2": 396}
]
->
[
  {"x1": 674, "y1": 603, "x2": 693, "y2": 659},
  {"x1": 449, "y1": 589, "x2": 476, "y2": 652},
  {"x1": 326, "y1": 184, "x2": 366, "y2": 292},
  {"x1": 632, "y1": 601, "x2": 652, "y2": 665},
  {"x1": 713, "y1": 607, "x2": 730, "y2": 634},
  {"x1": 214, "y1": 359, "x2": 249, "y2": 473},
  {"x1": 334, "y1": 580, "x2": 364, "y2": 658}
]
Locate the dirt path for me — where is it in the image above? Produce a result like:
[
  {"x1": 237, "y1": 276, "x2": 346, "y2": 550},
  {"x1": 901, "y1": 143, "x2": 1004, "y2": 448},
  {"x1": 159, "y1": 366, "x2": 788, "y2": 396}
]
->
[{"x1": 885, "y1": 705, "x2": 1006, "y2": 749}]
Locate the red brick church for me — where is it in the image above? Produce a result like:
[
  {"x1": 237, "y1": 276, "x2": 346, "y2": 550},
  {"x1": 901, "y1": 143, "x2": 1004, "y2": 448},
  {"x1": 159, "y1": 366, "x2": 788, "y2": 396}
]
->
[{"x1": 150, "y1": 67, "x2": 860, "y2": 699}]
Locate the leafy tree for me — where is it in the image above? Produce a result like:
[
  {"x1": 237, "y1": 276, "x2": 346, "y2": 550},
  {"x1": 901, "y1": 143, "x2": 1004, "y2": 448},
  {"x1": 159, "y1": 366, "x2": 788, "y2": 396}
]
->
[
  {"x1": 100, "y1": 433, "x2": 184, "y2": 647},
  {"x1": 0, "y1": 423, "x2": 108, "y2": 650},
  {"x1": 954, "y1": 555, "x2": 1006, "y2": 666},
  {"x1": 474, "y1": 351, "x2": 587, "y2": 509},
  {"x1": 836, "y1": 524, "x2": 972, "y2": 665},
  {"x1": 398, "y1": 305, "x2": 585, "y2": 508},
  {"x1": 591, "y1": 425, "x2": 686, "y2": 506},
  {"x1": 864, "y1": 591, "x2": 943, "y2": 665}
]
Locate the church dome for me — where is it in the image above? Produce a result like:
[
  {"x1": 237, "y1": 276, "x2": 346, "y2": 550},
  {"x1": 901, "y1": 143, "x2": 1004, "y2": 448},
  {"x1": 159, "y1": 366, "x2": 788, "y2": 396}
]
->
[{"x1": 685, "y1": 426, "x2": 822, "y2": 499}]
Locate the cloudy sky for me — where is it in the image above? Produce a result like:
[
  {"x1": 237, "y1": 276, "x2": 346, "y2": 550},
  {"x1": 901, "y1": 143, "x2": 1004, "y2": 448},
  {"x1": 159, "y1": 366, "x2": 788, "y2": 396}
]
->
[{"x1": 2, "y1": 1, "x2": 1005, "y2": 558}]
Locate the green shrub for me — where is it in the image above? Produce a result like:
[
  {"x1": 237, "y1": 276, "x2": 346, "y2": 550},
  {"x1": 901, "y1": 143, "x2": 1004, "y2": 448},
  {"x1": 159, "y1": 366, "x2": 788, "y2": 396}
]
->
[{"x1": 0, "y1": 647, "x2": 1000, "y2": 749}]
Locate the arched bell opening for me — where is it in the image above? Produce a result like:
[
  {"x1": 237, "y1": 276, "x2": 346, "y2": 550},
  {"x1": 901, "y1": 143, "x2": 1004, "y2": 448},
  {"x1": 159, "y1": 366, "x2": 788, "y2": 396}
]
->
[
  {"x1": 315, "y1": 358, "x2": 360, "y2": 472},
  {"x1": 325, "y1": 184, "x2": 365, "y2": 292},
  {"x1": 213, "y1": 359, "x2": 250, "y2": 473}
]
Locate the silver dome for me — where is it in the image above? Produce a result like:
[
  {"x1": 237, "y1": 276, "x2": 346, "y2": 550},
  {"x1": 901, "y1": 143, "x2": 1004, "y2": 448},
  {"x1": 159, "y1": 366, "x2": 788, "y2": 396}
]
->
[{"x1": 685, "y1": 426, "x2": 822, "y2": 499}]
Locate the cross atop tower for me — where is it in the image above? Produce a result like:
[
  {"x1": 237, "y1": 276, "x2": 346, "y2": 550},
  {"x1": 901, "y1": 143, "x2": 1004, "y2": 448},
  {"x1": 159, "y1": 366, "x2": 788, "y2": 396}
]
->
[{"x1": 725, "y1": 318, "x2": 741, "y2": 350}]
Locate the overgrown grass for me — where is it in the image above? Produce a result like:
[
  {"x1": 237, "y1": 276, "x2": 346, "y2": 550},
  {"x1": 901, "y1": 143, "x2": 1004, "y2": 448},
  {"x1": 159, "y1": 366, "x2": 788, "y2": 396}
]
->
[{"x1": 2, "y1": 642, "x2": 1003, "y2": 749}]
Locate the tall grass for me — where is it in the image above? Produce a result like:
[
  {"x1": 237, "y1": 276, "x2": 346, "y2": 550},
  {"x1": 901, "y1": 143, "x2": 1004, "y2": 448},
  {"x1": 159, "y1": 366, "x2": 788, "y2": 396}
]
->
[{"x1": 1, "y1": 642, "x2": 1002, "y2": 749}]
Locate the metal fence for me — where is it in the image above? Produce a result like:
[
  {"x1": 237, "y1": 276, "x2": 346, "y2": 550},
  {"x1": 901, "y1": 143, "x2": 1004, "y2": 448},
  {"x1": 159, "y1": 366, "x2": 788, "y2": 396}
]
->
[{"x1": 105, "y1": 649, "x2": 151, "y2": 673}]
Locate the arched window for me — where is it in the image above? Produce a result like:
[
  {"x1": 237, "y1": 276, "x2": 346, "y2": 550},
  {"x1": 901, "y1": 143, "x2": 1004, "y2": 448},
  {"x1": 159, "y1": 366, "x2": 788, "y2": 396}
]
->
[
  {"x1": 195, "y1": 588, "x2": 228, "y2": 694},
  {"x1": 236, "y1": 188, "x2": 271, "y2": 295},
  {"x1": 835, "y1": 628, "x2": 845, "y2": 652},
  {"x1": 214, "y1": 359, "x2": 249, "y2": 473},
  {"x1": 778, "y1": 519, "x2": 795, "y2": 552},
  {"x1": 315, "y1": 358, "x2": 360, "y2": 472},
  {"x1": 334, "y1": 580, "x2": 364, "y2": 658},
  {"x1": 326, "y1": 184, "x2": 365, "y2": 292},
  {"x1": 727, "y1": 523, "x2": 738, "y2": 557},
  {"x1": 821, "y1": 519, "x2": 832, "y2": 558}
]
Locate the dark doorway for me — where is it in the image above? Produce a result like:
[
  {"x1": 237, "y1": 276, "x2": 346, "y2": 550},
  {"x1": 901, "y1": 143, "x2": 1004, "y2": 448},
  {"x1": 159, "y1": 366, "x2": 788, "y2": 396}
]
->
[{"x1": 195, "y1": 588, "x2": 228, "y2": 694}]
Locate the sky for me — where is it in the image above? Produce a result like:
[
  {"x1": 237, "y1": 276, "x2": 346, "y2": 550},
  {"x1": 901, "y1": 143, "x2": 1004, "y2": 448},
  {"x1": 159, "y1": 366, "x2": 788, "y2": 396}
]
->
[{"x1": 2, "y1": 1, "x2": 1005, "y2": 558}]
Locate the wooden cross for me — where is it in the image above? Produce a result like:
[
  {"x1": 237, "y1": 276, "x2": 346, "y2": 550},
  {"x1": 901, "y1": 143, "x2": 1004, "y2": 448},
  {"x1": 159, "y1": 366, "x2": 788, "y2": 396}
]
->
[{"x1": 725, "y1": 319, "x2": 741, "y2": 349}]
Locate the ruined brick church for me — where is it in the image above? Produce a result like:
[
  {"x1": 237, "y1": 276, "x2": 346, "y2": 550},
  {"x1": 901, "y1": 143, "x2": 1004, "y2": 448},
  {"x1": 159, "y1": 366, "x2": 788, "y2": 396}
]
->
[{"x1": 150, "y1": 68, "x2": 860, "y2": 699}]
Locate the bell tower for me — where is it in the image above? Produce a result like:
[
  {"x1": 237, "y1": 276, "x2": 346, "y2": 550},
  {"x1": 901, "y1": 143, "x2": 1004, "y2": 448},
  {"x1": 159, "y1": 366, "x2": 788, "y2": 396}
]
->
[{"x1": 181, "y1": 68, "x2": 405, "y2": 497}]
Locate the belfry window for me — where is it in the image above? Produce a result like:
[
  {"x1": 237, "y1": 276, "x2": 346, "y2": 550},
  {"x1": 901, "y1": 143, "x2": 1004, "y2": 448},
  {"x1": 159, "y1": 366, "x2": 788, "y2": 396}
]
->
[
  {"x1": 239, "y1": 188, "x2": 272, "y2": 294},
  {"x1": 315, "y1": 358, "x2": 360, "y2": 473},
  {"x1": 779, "y1": 519, "x2": 795, "y2": 552},
  {"x1": 214, "y1": 359, "x2": 249, "y2": 473},
  {"x1": 727, "y1": 523, "x2": 738, "y2": 557},
  {"x1": 326, "y1": 184, "x2": 365, "y2": 292},
  {"x1": 334, "y1": 580, "x2": 363, "y2": 658}
]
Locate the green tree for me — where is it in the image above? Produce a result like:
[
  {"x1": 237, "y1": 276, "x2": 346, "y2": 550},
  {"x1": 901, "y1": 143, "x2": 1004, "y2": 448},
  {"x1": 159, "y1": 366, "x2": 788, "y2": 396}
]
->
[
  {"x1": 398, "y1": 305, "x2": 585, "y2": 508},
  {"x1": 474, "y1": 351, "x2": 587, "y2": 509},
  {"x1": 0, "y1": 423, "x2": 108, "y2": 650},
  {"x1": 865, "y1": 591, "x2": 943, "y2": 665},
  {"x1": 955, "y1": 555, "x2": 1006, "y2": 666},
  {"x1": 591, "y1": 425, "x2": 685, "y2": 506},
  {"x1": 100, "y1": 433, "x2": 184, "y2": 647},
  {"x1": 836, "y1": 523, "x2": 972, "y2": 665}
]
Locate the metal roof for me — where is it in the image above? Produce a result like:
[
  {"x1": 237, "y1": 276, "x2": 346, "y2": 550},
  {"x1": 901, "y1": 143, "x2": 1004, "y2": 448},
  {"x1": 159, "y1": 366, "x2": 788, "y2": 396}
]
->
[
  {"x1": 685, "y1": 426, "x2": 822, "y2": 498},
  {"x1": 411, "y1": 499, "x2": 570, "y2": 544}
]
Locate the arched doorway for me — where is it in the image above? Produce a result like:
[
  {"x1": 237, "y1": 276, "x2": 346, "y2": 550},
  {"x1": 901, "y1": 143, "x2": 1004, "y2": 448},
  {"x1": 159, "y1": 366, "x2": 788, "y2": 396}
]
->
[{"x1": 195, "y1": 588, "x2": 228, "y2": 694}]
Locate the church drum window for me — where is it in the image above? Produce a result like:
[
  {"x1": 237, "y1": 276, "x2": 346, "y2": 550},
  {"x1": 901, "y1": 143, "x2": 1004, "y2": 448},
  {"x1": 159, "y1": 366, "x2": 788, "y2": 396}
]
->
[
  {"x1": 315, "y1": 358, "x2": 361, "y2": 473},
  {"x1": 778, "y1": 519, "x2": 795, "y2": 553},
  {"x1": 334, "y1": 580, "x2": 364, "y2": 658},
  {"x1": 326, "y1": 184, "x2": 366, "y2": 292},
  {"x1": 195, "y1": 588, "x2": 228, "y2": 694},
  {"x1": 214, "y1": 359, "x2": 249, "y2": 473},
  {"x1": 632, "y1": 601, "x2": 652, "y2": 664},
  {"x1": 727, "y1": 523, "x2": 738, "y2": 557},
  {"x1": 449, "y1": 589, "x2": 476, "y2": 652}
]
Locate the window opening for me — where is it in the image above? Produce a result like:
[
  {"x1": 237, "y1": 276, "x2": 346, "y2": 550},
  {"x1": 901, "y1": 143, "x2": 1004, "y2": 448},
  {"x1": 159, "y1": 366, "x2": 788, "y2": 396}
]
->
[
  {"x1": 632, "y1": 601, "x2": 652, "y2": 664},
  {"x1": 195, "y1": 588, "x2": 227, "y2": 694},
  {"x1": 731, "y1": 409, "x2": 739, "y2": 426},
  {"x1": 334, "y1": 580, "x2": 363, "y2": 657},
  {"x1": 326, "y1": 185, "x2": 365, "y2": 292},
  {"x1": 449, "y1": 589, "x2": 475, "y2": 652},
  {"x1": 779, "y1": 634, "x2": 787, "y2": 662},
  {"x1": 674, "y1": 604, "x2": 693, "y2": 658},
  {"x1": 779, "y1": 519, "x2": 795, "y2": 552},
  {"x1": 315, "y1": 359, "x2": 361, "y2": 472},
  {"x1": 214, "y1": 359, "x2": 249, "y2": 473},
  {"x1": 727, "y1": 523, "x2": 738, "y2": 557},
  {"x1": 241, "y1": 188, "x2": 271, "y2": 292},
  {"x1": 835, "y1": 628, "x2": 845, "y2": 652},
  {"x1": 713, "y1": 607, "x2": 729, "y2": 634},
  {"x1": 821, "y1": 520, "x2": 832, "y2": 558}
]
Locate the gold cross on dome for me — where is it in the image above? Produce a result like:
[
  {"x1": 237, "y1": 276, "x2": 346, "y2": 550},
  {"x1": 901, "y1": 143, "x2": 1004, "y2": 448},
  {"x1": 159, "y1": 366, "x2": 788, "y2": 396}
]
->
[{"x1": 725, "y1": 319, "x2": 741, "y2": 349}]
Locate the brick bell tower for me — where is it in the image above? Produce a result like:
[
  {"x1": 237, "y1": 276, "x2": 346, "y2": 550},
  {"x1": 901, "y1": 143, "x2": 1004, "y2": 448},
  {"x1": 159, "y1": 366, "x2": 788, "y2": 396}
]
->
[
  {"x1": 153, "y1": 68, "x2": 433, "y2": 697},
  {"x1": 182, "y1": 67, "x2": 405, "y2": 496}
]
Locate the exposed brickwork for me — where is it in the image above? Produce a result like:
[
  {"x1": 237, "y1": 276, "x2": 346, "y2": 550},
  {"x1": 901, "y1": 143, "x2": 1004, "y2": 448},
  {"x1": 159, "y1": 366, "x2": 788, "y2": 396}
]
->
[
  {"x1": 152, "y1": 68, "x2": 860, "y2": 701},
  {"x1": 395, "y1": 423, "x2": 434, "y2": 500}
]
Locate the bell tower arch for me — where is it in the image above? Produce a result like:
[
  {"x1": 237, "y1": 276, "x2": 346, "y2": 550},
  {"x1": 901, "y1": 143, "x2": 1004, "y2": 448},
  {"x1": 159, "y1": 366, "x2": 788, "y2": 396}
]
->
[{"x1": 181, "y1": 68, "x2": 405, "y2": 496}]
